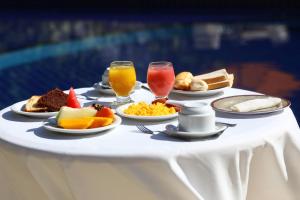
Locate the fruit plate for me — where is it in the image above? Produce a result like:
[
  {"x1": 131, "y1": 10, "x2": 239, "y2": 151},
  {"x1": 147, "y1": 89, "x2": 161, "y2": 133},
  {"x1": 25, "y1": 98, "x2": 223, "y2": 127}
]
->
[
  {"x1": 11, "y1": 100, "x2": 58, "y2": 118},
  {"x1": 170, "y1": 87, "x2": 229, "y2": 97},
  {"x1": 116, "y1": 103, "x2": 178, "y2": 121},
  {"x1": 43, "y1": 115, "x2": 122, "y2": 135}
]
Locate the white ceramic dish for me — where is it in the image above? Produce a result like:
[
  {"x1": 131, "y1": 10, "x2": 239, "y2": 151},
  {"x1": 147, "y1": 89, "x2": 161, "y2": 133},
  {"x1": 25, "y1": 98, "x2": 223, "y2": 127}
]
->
[
  {"x1": 178, "y1": 102, "x2": 215, "y2": 132},
  {"x1": 43, "y1": 115, "x2": 122, "y2": 135},
  {"x1": 11, "y1": 100, "x2": 58, "y2": 118},
  {"x1": 211, "y1": 95, "x2": 291, "y2": 115},
  {"x1": 164, "y1": 123, "x2": 227, "y2": 139},
  {"x1": 171, "y1": 87, "x2": 228, "y2": 96},
  {"x1": 93, "y1": 81, "x2": 142, "y2": 95},
  {"x1": 116, "y1": 103, "x2": 178, "y2": 121}
]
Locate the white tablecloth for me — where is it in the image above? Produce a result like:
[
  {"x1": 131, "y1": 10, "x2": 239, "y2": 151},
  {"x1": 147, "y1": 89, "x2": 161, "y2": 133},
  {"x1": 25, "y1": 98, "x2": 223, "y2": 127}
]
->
[{"x1": 0, "y1": 87, "x2": 299, "y2": 200}]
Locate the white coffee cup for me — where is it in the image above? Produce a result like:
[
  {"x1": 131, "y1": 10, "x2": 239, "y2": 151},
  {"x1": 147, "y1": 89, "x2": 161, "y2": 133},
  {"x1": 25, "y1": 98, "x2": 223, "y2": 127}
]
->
[
  {"x1": 178, "y1": 102, "x2": 215, "y2": 132},
  {"x1": 101, "y1": 67, "x2": 110, "y2": 85}
]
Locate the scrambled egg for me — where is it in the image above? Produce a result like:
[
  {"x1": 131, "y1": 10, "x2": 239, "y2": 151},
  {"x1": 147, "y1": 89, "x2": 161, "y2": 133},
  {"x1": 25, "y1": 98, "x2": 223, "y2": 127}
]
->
[{"x1": 124, "y1": 102, "x2": 176, "y2": 116}]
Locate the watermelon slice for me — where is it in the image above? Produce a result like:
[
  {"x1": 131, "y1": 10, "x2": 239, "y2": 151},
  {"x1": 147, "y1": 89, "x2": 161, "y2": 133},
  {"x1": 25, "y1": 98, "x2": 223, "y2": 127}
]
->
[{"x1": 67, "y1": 87, "x2": 81, "y2": 108}]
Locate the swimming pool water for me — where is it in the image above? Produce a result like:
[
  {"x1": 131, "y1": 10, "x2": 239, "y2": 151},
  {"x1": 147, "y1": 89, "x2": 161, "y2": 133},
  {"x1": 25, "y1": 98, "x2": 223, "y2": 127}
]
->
[{"x1": 0, "y1": 20, "x2": 299, "y2": 121}]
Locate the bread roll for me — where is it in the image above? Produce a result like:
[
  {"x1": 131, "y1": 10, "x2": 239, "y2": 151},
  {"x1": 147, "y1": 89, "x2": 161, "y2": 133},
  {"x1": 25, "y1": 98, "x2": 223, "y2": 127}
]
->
[
  {"x1": 174, "y1": 72, "x2": 193, "y2": 90},
  {"x1": 190, "y1": 78, "x2": 208, "y2": 91}
]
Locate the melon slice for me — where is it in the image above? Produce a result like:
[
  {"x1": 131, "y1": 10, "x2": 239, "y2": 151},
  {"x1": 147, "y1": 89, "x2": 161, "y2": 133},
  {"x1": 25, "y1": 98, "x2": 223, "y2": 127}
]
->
[{"x1": 57, "y1": 106, "x2": 97, "y2": 122}]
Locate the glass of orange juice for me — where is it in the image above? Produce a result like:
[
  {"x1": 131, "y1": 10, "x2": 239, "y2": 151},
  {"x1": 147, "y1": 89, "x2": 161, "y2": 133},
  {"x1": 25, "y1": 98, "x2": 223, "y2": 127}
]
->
[{"x1": 109, "y1": 61, "x2": 136, "y2": 105}]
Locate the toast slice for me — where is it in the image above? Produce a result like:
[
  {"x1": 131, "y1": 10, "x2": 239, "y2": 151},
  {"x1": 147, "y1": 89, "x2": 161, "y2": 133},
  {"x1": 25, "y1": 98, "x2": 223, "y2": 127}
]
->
[
  {"x1": 228, "y1": 74, "x2": 234, "y2": 87},
  {"x1": 24, "y1": 96, "x2": 48, "y2": 112},
  {"x1": 193, "y1": 69, "x2": 228, "y2": 84},
  {"x1": 207, "y1": 80, "x2": 231, "y2": 90},
  {"x1": 207, "y1": 74, "x2": 234, "y2": 90}
]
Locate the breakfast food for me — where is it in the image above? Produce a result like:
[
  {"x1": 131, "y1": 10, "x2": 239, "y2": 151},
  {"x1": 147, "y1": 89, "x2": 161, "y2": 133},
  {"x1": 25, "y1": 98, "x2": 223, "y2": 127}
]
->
[
  {"x1": 95, "y1": 106, "x2": 114, "y2": 118},
  {"x1": 24, "y1": 96, "x2": 48, "y2": 112},
  {"x1": 174, "y1": 68, "x2": 234, "y2": 91},
  {"x1": 151, "y1": 98, "x2": 181, "y2": 112},
  {"x1": 67, "y1": 87, "x2": 81, "y2": 108},
  {"x1": 174, "y1": 72, "x2": 193, "y2": 90},
  {"x1": 56, "y1": 106, "x2": 115, "y2": 129},
  {"x1": 57, "y1": 106, "x2": 97, "y2": 121},
  {"x1": 24, "y1": 88, "x2": 68, "y2": 112},
  {"x1": 193, "y1": 69, "x2": 228, "y2": 84},
  {"x1": 190, "y1": 79, "x2": 208, "y2": 91},
  {"x1": 37, "y1": 88, "x2": 68, "y2": 111},
  {"x1": 228, "y1": 74, "x2": 234, "y2": 87},
  {"x1": 124, "y1": 102, "x2": 176, "y2": 116}
]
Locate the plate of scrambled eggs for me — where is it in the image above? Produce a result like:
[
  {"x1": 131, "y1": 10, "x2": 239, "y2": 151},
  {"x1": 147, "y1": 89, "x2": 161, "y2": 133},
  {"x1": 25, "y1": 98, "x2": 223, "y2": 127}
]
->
[{"x1": 116, "y1": 102, "x2": 178, "y2": 121}]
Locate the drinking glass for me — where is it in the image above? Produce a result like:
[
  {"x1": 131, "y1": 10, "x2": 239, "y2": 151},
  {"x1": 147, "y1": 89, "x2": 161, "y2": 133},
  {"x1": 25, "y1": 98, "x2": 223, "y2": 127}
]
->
[
  {"x1": 109, "y1": 61, "x2": 136, "y2": 105},
  {"x1": 147, "y1": 61, "x2": 175, "y2": 100}
]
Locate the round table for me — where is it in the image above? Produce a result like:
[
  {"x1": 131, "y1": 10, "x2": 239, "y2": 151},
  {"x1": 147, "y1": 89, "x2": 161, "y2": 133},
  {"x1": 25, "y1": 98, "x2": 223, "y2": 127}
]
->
[{"x1": 0, "y1": 87, "x2": 299, "y2": 200}]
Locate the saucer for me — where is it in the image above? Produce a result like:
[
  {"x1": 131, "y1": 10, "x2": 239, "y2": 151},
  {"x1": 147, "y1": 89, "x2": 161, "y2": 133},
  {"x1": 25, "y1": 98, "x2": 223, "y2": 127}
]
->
[
  {"x1": 93, "y1": 81, "x2": 142, "y2": 95},
  {"x1": 164, "y1": 122, "x2": 227, "y2": 139},
  {"x1": 11, "y1": 100, "x2": 58, "y2": 118}
]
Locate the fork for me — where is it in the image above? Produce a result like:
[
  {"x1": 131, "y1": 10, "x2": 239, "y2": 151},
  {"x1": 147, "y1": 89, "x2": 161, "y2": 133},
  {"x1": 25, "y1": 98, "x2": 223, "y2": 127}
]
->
[
  {"x1": 136, "y1": 125, "x2": 159, "y2": 134},
  {"x1": 76, "y1": 94, "x2": 99, "y2": 101}
]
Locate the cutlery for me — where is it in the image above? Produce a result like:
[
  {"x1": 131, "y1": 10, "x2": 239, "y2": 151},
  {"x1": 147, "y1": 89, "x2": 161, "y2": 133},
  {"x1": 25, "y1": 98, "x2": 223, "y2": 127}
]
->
[
  {"x1": 216, "y1": 122, "x2": 237, "y2": 127},
  {"x1": 93, "y1": 82, "x2": 111, "y2": 90},
  {"x1": 141, "y1": 84, "x2": 151, "y2": 91},
  {"x1": 76, "y1": 95, "x2": 99, "y2": 101},
  {"x1": 100, "y1": 84, "x2": 111, "y2": 89},
  {"x1": 136, "y1": 125, "x2": 158, "y2": 134}
]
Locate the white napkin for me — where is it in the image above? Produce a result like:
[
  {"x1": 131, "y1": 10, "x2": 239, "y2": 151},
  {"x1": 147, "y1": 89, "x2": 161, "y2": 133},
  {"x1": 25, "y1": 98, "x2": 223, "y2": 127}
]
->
[{"x1": 231, "y1": 97, "x2": 282, "y2": 112}]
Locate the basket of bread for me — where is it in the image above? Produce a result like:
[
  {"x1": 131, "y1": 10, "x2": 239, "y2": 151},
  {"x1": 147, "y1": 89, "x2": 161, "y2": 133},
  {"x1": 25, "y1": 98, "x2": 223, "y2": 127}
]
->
[{"x1": 173, "y1": 68, "x2": 234, "y2": 94}]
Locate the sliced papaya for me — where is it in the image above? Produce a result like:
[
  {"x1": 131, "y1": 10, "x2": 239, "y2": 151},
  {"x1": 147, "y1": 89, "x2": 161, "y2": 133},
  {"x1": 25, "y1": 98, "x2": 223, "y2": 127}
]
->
[
  {"x1": 58, "y1": 117, "x2": 94, "y2": 129},
  {"x1": 89, "y1": 117, "x2": 113, "y2": 128},
  {"x1": 96, "y1": 107, "x2": 114, "y2": 118}
]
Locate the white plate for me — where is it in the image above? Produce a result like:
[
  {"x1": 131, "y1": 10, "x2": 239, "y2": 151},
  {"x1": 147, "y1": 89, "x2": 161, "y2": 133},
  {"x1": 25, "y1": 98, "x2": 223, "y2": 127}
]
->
[
  {"x1": 43, "y1": 115, "x2": 122, "y2": 135},
  {"x1": 93, "y1": 81, "x2": 142, "y2": 95},
  {"x1": 211, "y1": 95, "x2": 291, "y2": 115},
  {"x1": 116, "y1": 103, "x2": 178, "y2": 121},
  {"x1": 11, "y1": 100, "x2": 58, "y2": 118},
  {"x1": 171, "y1": 87, "x2": 228, "y2": 96},
  {"x1": 164, "y1": 123, "x2": 227, "y2": 139}
]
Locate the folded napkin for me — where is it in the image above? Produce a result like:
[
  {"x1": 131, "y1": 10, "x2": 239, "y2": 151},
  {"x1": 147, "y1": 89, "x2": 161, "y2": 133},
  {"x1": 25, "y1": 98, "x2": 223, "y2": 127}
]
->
[{"x1": 231, "y1": 97, "x2": 282, "y2": 112}]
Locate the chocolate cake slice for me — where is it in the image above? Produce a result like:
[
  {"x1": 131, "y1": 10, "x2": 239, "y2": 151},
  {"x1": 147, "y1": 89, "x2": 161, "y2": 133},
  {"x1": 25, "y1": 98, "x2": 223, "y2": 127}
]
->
[{"x1": 37, "y1": 88, "x2": 68, "y2": 111}]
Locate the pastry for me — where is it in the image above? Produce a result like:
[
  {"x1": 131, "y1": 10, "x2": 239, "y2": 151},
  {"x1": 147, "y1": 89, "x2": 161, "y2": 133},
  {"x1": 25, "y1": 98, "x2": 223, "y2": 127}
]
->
[
  {"x1": 174, "y1": 72, "x2": 193, "y2": 90},
  {"x1": 190, "y1": 78, "x2": 208, "y2": 91},
  {"x1": 37, "y1": 88, "x2": 68, "y2": 112}
]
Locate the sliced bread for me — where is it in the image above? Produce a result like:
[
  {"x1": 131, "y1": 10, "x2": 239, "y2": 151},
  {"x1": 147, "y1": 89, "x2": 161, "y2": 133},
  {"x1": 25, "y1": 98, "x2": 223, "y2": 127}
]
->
[
  {"x1": 193, "y1": 69, "x2": 228, "y2": 84},
  {"x1": 24, "y1": 96, "x2": 48, "y2": 112}
]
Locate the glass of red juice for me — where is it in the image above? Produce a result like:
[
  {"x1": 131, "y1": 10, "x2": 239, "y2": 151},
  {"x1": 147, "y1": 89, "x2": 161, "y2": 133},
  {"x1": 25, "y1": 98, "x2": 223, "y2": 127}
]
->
[{"x1": 147, "y1": 61, "x2": 175, "y2": 99}]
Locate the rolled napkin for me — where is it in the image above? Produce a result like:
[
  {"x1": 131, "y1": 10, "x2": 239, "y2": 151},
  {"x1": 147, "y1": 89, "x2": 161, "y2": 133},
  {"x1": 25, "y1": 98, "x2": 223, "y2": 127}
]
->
[{"x1": 231, "y1": 97, "x2": 282, "y2": 112}]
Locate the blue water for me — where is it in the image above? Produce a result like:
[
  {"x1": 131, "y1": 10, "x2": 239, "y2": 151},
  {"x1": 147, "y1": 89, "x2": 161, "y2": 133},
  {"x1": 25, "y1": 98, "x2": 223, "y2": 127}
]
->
[{"x1": 0, "y1": 20, "x2": 299, "y2": 121}]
